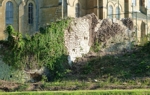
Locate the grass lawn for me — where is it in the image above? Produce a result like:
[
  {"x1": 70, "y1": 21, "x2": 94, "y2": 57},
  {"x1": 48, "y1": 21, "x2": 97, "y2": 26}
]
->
[{"x1": 1, "y1": 89, "x2": 150, "y2": 95}]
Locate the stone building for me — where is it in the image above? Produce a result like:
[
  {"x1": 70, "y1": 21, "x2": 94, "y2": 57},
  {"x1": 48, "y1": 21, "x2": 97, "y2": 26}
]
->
[
  {"x1": 68, "y1": 0, "x2": 150, "y2": 44},
  {"x1": 0, "y1": 0, "x2": 68, "y2": 40},
  {"x1": 0, "y1": 0, "x2": 150, "y2": 43}
]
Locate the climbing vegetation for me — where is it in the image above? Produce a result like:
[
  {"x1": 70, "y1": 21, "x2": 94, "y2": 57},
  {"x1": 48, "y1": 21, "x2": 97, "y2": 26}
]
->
[{"x1": 0, "y1": 18, "x2": 72, "y2": 80}]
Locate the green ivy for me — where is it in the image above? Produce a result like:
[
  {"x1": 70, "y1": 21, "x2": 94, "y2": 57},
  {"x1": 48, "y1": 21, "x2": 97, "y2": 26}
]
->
[
  {"x1": 0, "y1": 18, "x2": 72, "y2": 80},
  {"x1": 90, "y1": 39, "x2": 102, "y2": 52}
]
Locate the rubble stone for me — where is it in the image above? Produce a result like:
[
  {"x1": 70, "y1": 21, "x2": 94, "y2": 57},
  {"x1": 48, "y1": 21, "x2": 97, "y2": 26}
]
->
[{"x1": 65, "y1": 13, "x2": 135, "y2": 63}]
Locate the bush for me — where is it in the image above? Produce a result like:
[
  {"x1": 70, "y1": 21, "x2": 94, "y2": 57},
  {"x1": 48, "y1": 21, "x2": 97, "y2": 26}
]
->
[{"x1": 0, "y1": 18, "x2": 72, "y2": 81}]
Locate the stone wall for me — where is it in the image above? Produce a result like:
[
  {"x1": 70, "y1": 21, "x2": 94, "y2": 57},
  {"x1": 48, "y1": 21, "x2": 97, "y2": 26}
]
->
[
  {"x1": 0, "y1": 58, "x2": 49, "y2": 83},
  {"x1": 0, "y1": 13, "x2": 135, "y2": 82},
  {"x1": 65, "y1": 17, "x2": 90, "y2": 64},
  {"x1": 65, "y1": 14, "x2": 99, "y2": 65},
  {"x1": 0, "y1": 60, "x2": 29, "y2": 83},
  {"x1": 65, "y1": 13, "x2": 135, "y2": 64},
  {"x1": 94, "y1": 18, "x2": 134, "y2": 55}
]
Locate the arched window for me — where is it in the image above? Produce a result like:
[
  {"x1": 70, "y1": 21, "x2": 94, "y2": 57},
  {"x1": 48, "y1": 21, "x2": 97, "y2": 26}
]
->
[
  {"x1": 148, "y1": 0, "x2": 150, "y2": 9},
  {"x1": 116, "y1": 6, "x2": 120, "y2": 19},
  {"x1": 141, "y1": 0, "x2": 145, "y2": 6},
  {"x1": 132, "y1": 0, "x2": 136, "y2": 6},
  {"x1": 6, "y1": 1, "x2": 13, "y2": 25},
  {"x1": 59, "y1": 0, "x2": 62, "y2": 5},
  {"x1": 108, "y1": 5, "x2": 113, "y2": 19},
  {"x1": 28, "y1": 3, "x2": 33, "y2": 24},
  {"x1": 75, "y1": 3, "x2": 80, "y2": 17}
]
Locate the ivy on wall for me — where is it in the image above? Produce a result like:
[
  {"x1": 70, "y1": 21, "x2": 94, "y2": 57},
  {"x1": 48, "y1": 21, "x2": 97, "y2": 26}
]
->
[{"x1": 0, "y1": 18, "x2": 72, "y2": 80}]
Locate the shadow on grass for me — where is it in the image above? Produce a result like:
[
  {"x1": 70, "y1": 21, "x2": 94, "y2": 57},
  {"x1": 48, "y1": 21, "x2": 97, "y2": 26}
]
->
[{"x1": 65, "y1": 42, "x2": 150, "y2": 85}]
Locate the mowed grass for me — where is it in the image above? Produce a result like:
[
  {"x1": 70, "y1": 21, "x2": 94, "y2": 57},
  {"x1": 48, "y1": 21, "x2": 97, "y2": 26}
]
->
[{"x1": 1, "y1": 89, "x2": 150, "y2": 95}]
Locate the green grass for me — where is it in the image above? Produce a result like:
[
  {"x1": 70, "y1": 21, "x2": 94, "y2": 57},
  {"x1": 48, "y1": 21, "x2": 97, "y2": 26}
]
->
[
  {"x1": 80, "y1": 43, "x2": 150, "y2": 80},
  {"x1": 5, "y1": 78, "x2": 150, "y2": 92},
  {"x1": 1, "y1": 89, "x2": 150, "y2": 95}
]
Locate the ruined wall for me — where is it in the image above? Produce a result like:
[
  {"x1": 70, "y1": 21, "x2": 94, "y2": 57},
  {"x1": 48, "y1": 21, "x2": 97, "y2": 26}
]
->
[
  {"x1": 65, "y1": 14, "x2": 99, "y2": 64},
  {"x1": 0, "y1": 13, "x2": 135, "y2": 82},
  {"x1": 65, "y1": 17, "x2": 90, "y2": 63},
  {"x1": 65, "y1": 13, "x2": 135, "y2": 63},
  {"x1": 0, "y1": 56, "x2": 49, "y2": 83},
  {"x1": 94, "y1": 18, "x2": 134, "y2": 55},
  {"x1": 0, "y1": 59, "x2": 29, "y2": 83}
]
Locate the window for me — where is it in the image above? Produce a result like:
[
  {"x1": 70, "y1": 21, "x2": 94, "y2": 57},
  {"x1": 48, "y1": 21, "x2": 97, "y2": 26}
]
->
[
  {"x1": 132, "y1": 0, "x2": 136, "y2": 6},
  {"x1": 141, "y1": 0, "x2": 145, "y2": 6},
  {"x1": 6, "y1": 1, "x2": 13, "y2": 25},
  {"x1": 28, "y1": 3, "x2": 33, "y2": 24},
  {"x1": 108, "y1": 5, "x2": 113, "y2": 19},
  {"x1": 59, "y1": 0, "x2": 62, "y2": 5},
  {"x1": 148, "y1": 0, "x2": 150, "y2": 9},
  {"x1": 75, "y1": 3, "x2": 80, "y2": 17},
  {"x1": 116, "y1": 6, "x2": 120, "y2": 19}
]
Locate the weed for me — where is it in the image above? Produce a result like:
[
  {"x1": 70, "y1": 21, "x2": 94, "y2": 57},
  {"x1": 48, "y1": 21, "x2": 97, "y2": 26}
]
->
[
  {"x1": 91, "y1": 39, "x2": 102, "y2": 52},
  {"x1": 17, "y1": 83, "x2": 29, "y2": 91}
]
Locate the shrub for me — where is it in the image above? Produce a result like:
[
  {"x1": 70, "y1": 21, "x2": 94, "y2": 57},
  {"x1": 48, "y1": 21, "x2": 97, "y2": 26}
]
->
[{"x1": 0, "y1": 18, "x2": 72, "y2": 80}]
